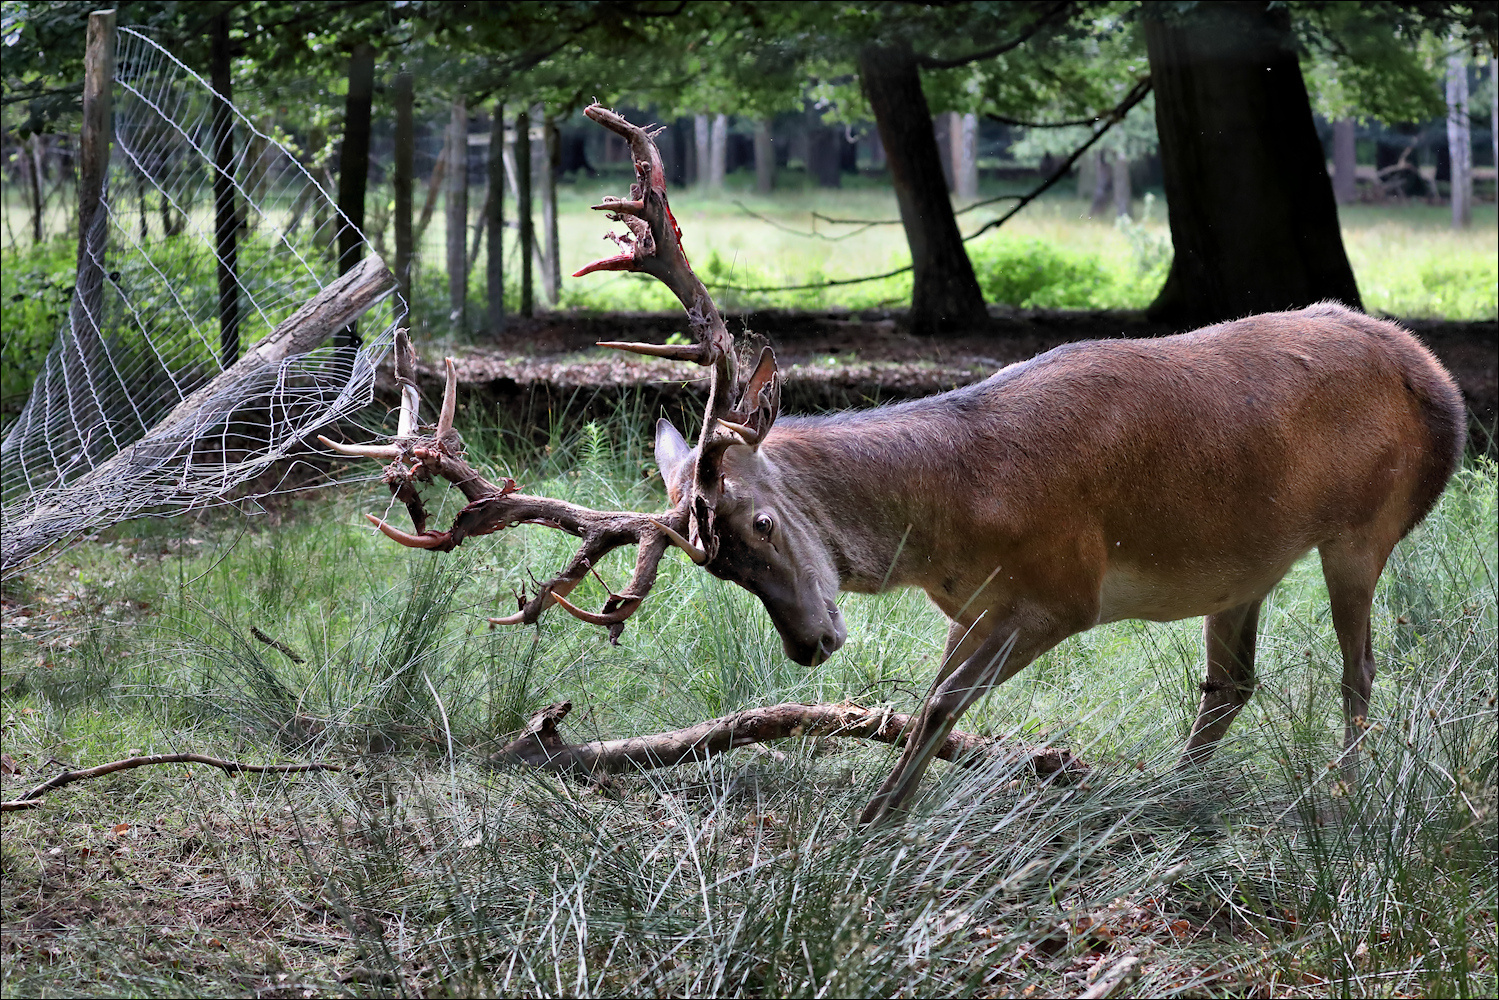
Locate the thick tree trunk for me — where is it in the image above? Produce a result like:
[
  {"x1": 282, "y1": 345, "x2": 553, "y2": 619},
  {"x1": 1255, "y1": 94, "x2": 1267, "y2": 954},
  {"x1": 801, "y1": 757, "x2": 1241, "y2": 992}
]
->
[
  {"x1": 1111, "y1": 151, "x2": 1131, "y2": 218},
  {"x1": 1332, "y1": 118, "x2": 1357, "y2": 204},
  {"x1": 754, "y1": 119, "x2": 775, "y2": 193},
  {"x1": 934, "y1": 112, "x2": 955, "y2": 189},
  {"x1": 516, "y1": 107, "x2": 533, "y2": 317},
  {"x1": 210, "y1": 12, "x2": 240, "y2": 367},
  {"x1": 336, "y1": 42, "x2": 374, "y2": 350},
  {"x1": 1447, "y1": 50, "x2": 1472, "y2": 229},
  {"x1": 393, "y1": 72, "x2": 414, "y2": 328},
  {"x1": 1144, "y1": 3, "x2": 1361, "y2": 326},
  {"x1": 487, "y1": 101, "x2": 505, "y2": 333},
  {"x1": 859, "y1": 41, "x2": 987, "y2": 334},
  {"x1": 445, "y1": 98, "x2": 468, "y2": 333}
]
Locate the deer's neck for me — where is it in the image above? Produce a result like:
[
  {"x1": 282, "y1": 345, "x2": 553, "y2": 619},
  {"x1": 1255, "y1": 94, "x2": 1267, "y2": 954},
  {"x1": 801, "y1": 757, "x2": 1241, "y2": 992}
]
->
[{"x1": 765, "y1": 414, "x2": 979, "y2": 595}]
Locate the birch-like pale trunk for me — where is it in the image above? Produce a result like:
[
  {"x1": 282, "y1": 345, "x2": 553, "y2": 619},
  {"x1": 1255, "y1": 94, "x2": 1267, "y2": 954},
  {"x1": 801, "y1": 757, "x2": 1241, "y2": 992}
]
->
[
  {"x1": 1446, "y1": 48, "x2": 1472, "y2": 229},
  {"x1": 694, "y1": 114, "x2": 710, "y2": 189},
  {"x1": 709, "y1": 113, "x2": 727, "y2": 191}
]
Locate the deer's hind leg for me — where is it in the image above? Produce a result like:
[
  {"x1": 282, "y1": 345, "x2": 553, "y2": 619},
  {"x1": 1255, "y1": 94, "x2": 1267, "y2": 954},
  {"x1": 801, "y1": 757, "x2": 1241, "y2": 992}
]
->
[
  {"x1": 1179, "y1": 599, "x2": 1265, "y2": 767},
  {"x1": 1318, "y1": 535, "x2": 1396, "y2": 778}
]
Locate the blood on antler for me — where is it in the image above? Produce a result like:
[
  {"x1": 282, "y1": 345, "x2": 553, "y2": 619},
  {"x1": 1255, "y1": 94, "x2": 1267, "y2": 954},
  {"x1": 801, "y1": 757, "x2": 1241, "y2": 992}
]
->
[{"x1": 320, "y1": 105, "x2": 779, "y2": 638}]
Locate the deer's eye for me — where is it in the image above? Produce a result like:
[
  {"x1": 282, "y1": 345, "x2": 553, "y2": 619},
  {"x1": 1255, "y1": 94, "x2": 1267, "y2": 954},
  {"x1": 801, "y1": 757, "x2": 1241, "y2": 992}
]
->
[{"x1": 753, "y1": 512, "x2": 774, "y2": 537}]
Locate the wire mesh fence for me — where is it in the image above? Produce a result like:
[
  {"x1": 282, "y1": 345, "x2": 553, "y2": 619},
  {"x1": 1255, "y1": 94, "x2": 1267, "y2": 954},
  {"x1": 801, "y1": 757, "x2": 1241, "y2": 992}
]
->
[{"x1": 0, "y1": 24, "x2": 399, "y2": 579}]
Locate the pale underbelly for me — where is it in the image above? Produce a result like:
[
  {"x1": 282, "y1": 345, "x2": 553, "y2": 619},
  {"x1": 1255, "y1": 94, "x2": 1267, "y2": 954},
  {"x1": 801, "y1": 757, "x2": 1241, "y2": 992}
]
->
[{"x1": 1095, "y1": 557, "x2": 1304, "y2": 624}]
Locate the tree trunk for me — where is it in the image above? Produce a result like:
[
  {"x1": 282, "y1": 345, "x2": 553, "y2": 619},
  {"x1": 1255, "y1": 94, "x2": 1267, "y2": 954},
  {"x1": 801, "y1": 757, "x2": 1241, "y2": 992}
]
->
[
  {"x1": 1332, "y1": 118, "x2": 1357, "y2": 204},
  {"x1": 210, "y1": 11, "x2": 240, "y2": 367},
  {"x1": 393, "y1": 72, "x2": 414, "y2": 328},
  {"x1": 754, "y1": 119, "x2": 775, "y2": 193},
  {"x1": 309, "y1": 129, "x2": 330, "y2": 255},
  {"x1": 1089, "y1": 150, "x2": 1111, "y2": 216},
  {"x1": 446, "y1": 97, "x2": 468, "y2": 334},
  {"x1": 516, "y1": 106, "x2": 533, "y2": 317},
  {"x1": 336, "y1": 41, "x2": 374, "y2": 351},
  {"x1": 541, "y1": 110, "x2": 560, "y2": 305},
  {"x1": 487, "y1": 100, "x2": 505, "y2": 333},
  {"x1": 1143, "y1": 3, "x2": 1361, "y2": 326},
  {"x1": 955, "y1": 112, "x2": 979, "y2": 200},
  {"x1": 1111, "y1": 151, "x2": 1131, "y2": 218},
  {"x1": 692, "y1": 115, "x2": 710, "y2": 189},
  {"x1": 1076, "y1": 145, "x2": 1097, "y2": 200},
  {"x1": 1447, "y1": 49, "x2": 1472, "y2": 229},
  {"x1": 806, "y1": 123, "x2": 843, "y2": 188},
  {"x1": 414, "y1": 126, "x2": 449, "y2": 245},
  {"x1": 858, "y1": 40, "x2": 987, "y2": 334},
  {"x1": 934, "y1": 112, "x2": 955, "y2": 189},
  {"x1": 25, "y1": 135, "x2": 44, "y2": 243},
  {"x1": 709, "y1": 113, "x2": 727, "y2": 191}
]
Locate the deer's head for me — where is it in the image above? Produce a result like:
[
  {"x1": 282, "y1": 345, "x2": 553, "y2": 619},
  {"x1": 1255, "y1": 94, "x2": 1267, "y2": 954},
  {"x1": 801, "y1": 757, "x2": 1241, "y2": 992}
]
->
[
  {"x1": 320, "y1": 106, "x2": 843, "y2": 664},
  {"x1": 654, "y1": 379, "x2": 846, "y2": 667}
]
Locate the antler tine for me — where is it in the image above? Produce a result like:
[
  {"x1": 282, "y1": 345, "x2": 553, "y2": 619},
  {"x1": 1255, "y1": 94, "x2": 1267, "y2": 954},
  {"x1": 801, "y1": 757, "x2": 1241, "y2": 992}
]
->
[
  {"x1": 578, "y1": 104, "x2": 736, "y2": 406},
  {"x1": 476, "y1": 510, "x2": 684, "y2": 636},
  {"x1": 394, "y1": 328, "x2": 420, "y2": 438}
]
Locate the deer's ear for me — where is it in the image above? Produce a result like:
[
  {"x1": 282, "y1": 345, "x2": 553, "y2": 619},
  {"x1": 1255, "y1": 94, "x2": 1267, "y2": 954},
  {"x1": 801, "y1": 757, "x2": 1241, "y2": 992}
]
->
[{"x1": 655, "y1": 418, "x2": 694, "y2": 500}]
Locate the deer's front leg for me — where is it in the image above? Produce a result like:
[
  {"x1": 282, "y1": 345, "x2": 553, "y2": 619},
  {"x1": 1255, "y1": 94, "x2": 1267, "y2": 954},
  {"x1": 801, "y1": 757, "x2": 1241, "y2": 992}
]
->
[{"x1": 858, "y1": 607, "x2": 1080, "y2": 826}]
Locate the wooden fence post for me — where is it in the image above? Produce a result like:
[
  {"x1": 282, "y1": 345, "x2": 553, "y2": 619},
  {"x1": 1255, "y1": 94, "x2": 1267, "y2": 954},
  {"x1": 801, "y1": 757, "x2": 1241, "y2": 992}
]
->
[
  {"x1": 73, "y1": 9, "x2": 116, "y2": 387},
  {"x1": 210, "y1": 10, "x2": 240, "y2": 367}
]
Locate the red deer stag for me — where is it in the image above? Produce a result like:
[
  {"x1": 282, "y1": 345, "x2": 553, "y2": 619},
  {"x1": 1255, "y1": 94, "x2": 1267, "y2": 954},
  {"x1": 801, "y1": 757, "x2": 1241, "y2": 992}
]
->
[{"x1": 322, "y1": 106, "x2": 1465, "y2": 826}]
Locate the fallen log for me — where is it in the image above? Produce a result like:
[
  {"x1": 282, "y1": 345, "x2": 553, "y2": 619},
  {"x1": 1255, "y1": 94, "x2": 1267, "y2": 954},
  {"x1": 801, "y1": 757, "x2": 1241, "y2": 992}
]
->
[{"x1": 489, "y1": 701, "x2": 1087, "y2": 779}]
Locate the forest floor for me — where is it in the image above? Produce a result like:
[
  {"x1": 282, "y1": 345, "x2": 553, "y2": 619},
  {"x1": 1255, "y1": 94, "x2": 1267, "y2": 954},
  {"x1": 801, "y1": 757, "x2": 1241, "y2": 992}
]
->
[{"x1": 403, "y1": 307, "x2": 1498, "y2": 451}]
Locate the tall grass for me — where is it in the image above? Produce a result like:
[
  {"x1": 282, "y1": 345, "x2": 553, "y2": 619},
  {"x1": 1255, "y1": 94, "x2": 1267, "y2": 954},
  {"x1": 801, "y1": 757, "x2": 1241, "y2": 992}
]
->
[{"x1": 1, "y1": 411, "x2": 1494, "y2": 997}]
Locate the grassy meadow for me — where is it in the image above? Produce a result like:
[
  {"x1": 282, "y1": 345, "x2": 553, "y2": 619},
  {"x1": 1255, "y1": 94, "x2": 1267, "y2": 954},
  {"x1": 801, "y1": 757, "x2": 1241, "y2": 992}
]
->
[
  {"x1": 2, "y1": 169, "x2": 1496, "y2": 996},
  {"x1": 1, "y1": 407, "x2": 1494, "y2": 997}
]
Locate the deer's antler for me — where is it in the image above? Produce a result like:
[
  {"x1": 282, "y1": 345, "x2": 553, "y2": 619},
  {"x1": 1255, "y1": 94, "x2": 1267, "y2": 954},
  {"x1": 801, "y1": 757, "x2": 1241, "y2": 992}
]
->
[{"x1": 320, "y1": 107, "x2": 776, "y2": 638}]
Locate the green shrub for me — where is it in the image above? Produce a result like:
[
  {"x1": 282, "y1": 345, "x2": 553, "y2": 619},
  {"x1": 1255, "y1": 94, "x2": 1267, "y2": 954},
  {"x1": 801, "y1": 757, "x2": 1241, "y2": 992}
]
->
[
  {"x1": 0, "y1": 235, "x2": 74, "y2": 420},
  {"x1": 969, "y1": 237, "x2": 1118, "y2": 309}
]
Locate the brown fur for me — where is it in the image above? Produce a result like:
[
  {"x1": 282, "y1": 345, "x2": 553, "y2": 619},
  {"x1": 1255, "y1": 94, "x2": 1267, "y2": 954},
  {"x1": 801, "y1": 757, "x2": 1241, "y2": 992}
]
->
[{"x1": 660, "y1": 303, "x2": 1464, "y2": 824}]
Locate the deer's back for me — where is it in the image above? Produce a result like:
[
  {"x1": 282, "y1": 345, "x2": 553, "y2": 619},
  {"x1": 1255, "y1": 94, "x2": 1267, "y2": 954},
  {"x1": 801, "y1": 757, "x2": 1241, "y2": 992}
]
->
[{"x1": 770, "y1": 303, "x2": 1463, "y2": 617}]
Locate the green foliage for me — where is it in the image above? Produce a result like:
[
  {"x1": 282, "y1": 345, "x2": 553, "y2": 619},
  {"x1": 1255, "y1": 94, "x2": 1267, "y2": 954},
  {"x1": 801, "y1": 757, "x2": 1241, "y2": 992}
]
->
[
  {"x1": 0, "y1": 234, "x2": 71, "y2": 418},
  {"x1": 971, "y1": 237, "x2": 1114, "y2": 310},
  {"x1": 1294, "y1": 1, "x2": 1484, "y2": 125}
]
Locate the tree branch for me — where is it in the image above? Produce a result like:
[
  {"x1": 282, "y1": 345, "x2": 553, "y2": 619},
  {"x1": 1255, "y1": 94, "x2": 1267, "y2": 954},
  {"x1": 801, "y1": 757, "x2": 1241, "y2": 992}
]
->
[
  {"x1": 1, "y1": 754, "x2": 343, "y2": 811},
  {"x1": 916, "y1": 1, "x2": 1074, "y2": 70},
  {"x1": 490, "y1": 701, "x2": 1087, "y2": 779},
  {"x1": 963, "y1": 75, "x2": 1152, "y2": 240}
]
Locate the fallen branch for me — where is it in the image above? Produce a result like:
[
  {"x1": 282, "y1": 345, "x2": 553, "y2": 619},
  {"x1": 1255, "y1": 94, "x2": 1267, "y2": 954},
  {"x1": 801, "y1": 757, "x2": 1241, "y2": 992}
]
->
[
  {"x1": 0, "y1": 754, "x2": 342, "y2": 811},
  {"x1": 489, "y1": 701, "x2": 1087, "y2": 779}
]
